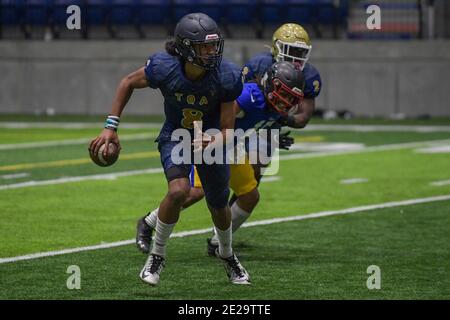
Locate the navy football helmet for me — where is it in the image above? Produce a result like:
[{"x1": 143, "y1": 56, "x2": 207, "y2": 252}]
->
[{"x1": 174, "y1": 13, "x2": 224, "y2": 70}]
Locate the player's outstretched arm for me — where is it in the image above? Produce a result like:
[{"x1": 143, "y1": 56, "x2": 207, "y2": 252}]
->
[
  {"x1": 279, "y1": 98, "x2": 315, "y2": 129},
  {"x1": 90, "y1": 67, "x2": 149, "y2": 156}
]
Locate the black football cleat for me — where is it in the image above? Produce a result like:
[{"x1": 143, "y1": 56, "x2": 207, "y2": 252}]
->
[
  {"x1": 207, "y1": 238, "x2": 219, "y2": 257},
  {"x1": 136, "y1": 216, "x2": 153, "y2": 254}
]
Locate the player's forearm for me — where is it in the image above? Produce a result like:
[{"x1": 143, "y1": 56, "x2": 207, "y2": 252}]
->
[
  {"x1": 279, "y1": 98, "x2": 315, "y2": 128},
  {"x1": 109, "y1": 78, "x2": 134, "y2": 117},
  {"x1": 290, "y1": 113, "x2": 311, "y2": 128}
]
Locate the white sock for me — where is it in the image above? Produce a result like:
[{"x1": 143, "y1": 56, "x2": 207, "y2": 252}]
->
[
  {"x1": 215, "y1": 225, "x2": 232, "y2": 258},
  {"x1": 145, "y1": 207, "x2": 184, "y2": 229},
  {"x1": 151, "y1": 217, "x2": 176, "y2": 258},
  {"x1": 210, "y1": 202, "x2": 251, "y2": 245},
  {"x1": 230, "y1": 202, "x2": 251, "y2": 233},
  {"x1": 145, "y1": 208, "x2": 159, "y2": 228}
]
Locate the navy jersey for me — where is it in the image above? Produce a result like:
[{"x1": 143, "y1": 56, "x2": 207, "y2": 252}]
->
[
  {"x1": 235, "y1": 83, "x2": 281, "y2": 131},
  {"x1": 144, "y1": 52, "x2": 243, "y2": 139},
  {"x1": 242, "y1": 52, "x2": 322, "y2": 99}
]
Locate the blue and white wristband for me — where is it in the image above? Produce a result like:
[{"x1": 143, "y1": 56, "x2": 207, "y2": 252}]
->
[{"x1": 104, "y1": 115, "x2": 120, "y2": 131}]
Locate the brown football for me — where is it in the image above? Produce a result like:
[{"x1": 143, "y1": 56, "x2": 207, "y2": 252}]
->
[{"x1": 89, "y1": 142, "x2": 120, "y2": 167}]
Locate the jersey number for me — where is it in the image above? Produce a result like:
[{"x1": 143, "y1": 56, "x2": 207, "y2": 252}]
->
[
  {"x1": 313, "y1": 80, "x2": 320, "y2": 93},
  {"x1": 181, "y1": 108, "x2": 204, "y2": 129}
]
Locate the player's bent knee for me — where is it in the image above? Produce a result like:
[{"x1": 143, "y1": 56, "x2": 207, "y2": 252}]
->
[
  {"x1": 237, "y1": 188, "x2": 260, "y2": 212},
  {"x1": 190, "y1": 187, "x2": 205, "y2": 202},
  {"x1": 167, "y1": 180, "x2": 190, "y2": 205}
]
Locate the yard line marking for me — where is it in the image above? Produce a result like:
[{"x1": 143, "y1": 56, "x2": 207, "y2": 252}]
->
[
  {"x1": 279, "y1": 139, "x2": 450, "y2": 161},
  {"x1": 415, "y1": 145, "x2": 450, "y2": 154},
  {"x1": 261, "y1": 176, "x2": 281, "y2": 183},
  {"x1": 0, "y1": 133, "x2": 157, "y2": 150},
  {"x1": 0, "y1": 173, "x2": 30, "y2": 179},
  {"x1": 0, "y1": 122, "x2": 162, "y2": 129},
  {"x1": 302, "y1": 124, "x2": 450, "y2": 133},
  {"x1": 340, "y1": 178, "x2": 369, "y2": 184},
  {"x1": 1, "y1": 139, "x2": 450, "y2": 191},
  {"x1": 430, "y1": 179, "x2": 450, "y2": 187},
  {"x1": 0, "y1": 168, "x2": 163, "y2": 190},
  {"x1": 289, "y1": 142, "x2": 365, "y2": 152},
  {"x1": 1, "y1": 194, "x2": 449, "y2": 264},
  {"x1": 0, "y1": 151, "x2": 160, "y2": 171}
]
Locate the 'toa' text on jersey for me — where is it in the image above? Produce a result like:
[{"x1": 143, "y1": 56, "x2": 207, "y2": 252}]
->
[{"x1": 174, "y1": 93, "x2": 209, "y2": 106}]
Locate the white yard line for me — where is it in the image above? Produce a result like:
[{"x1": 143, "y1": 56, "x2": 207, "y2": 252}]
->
[
  {"x1": 1, "y1": 139, "x2": 450, "y2": 191},
  {"x1": 261, "y1": 176, "x2": 281, "y2": 183},
  {"x1": 278, "y1": 139, "x2": 450, "y2": 161},
  {"x1": 430, "y1": 180, "x2": 450, "y2": 187},
  {"x1": 0, "y1": 133, "x2": 156, "y2": 150},
  {"x1": 1, "y1": 194, "x2": 449, "y2": 264},
  {"x1": 0, "y1": 122, "x2": 162, "y2": 129},
  {"x1": 340, "y1": 178, "x2": 369, "y2": 184},
  {"x1": 303, "y1": 124, "x2": 450, "y2": 133},
  {"x1": 0, "y1": 168, "x2": 164, "y2": 190},
  {"x1": 0, "y1": 173, "x2": 30, "y2": 180}
]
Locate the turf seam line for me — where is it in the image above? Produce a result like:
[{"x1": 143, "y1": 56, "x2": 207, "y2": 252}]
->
[{"x1": 1, "y1": 194, "x2": 449, "y2": 264}]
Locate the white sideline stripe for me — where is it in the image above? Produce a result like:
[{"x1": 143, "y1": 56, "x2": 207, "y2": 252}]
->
[
  {"x1": 0, "y1": 168, "x2": 163, "y2": 190},
  {"x1": 278, "y1": 139, "x2": 450, "y2": 161},
  {"x1": 1, "y1": 194, "x2": 449, "y2": 264},
  {"x1": 0, "y1": 122, "x2": 162, "y2": 129},
  {"x1": 430, "y1": 180, "x2": 450, "y2": 186},
  {"x1": 303, "y1": 124, "x2": 450, "y2": 133},
  {"x1": 1, "y1": 139, "x2": 450, "y2": 191},
  {"x1": 261, "y1": 176, "x2": 281, "y2": 183},
  {"x1": 0, "y1": 173, "x2": 30, "y2": 179},
  {"x1": 340, "y1": 178, "x2": 369, "y2": 184},
  {"x1": 0, "y1": 133, "x2": 157, "y2": 150}
]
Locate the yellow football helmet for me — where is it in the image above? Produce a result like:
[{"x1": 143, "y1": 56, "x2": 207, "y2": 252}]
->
[{"x1": 271, "y1": 23, "x2": 312, "y2": 70}]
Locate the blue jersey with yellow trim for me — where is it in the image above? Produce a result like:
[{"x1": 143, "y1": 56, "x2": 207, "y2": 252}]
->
[
  {"x1": 242, "y1": 52, "x2": 322, "y2": 99},
  {"x1": 235, "y1": 82, "x2": 281, "y2": 131},
  {"x1": 144, "y1": 52, "x2": 243, "y2": 139}
]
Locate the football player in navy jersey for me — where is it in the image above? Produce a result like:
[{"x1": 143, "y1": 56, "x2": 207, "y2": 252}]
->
[
  {"x1": 138, "y1": 61, "x2": 305, "y2": 256},
  {"x1": 90, "y1": 13, "x2": 250, "y2": 286}
]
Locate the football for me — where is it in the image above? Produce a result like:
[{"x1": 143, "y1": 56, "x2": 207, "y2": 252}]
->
[{"x1": 89, "y1": 142, "x2": 120, "y2": 167}]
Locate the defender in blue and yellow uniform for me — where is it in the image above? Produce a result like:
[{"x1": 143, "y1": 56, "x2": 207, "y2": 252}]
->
[
  {"x1": 189, "y1": 61, "x2": 306, "y2": 254},
  {"x1": 92, "y1": 13, "x2": 251, "y2": 286},
  {"x1": 205, "y1": 24, "x2": 322, "y2": 254}
]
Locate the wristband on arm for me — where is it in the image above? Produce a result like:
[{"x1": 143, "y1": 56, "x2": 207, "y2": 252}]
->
[{"x1": 104, "y1": 115, "x2": 120, "y2": 131}]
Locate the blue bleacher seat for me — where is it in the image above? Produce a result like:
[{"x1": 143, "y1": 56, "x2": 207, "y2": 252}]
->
[
  {"x1": 85, "y1": 0, "x2": 111, "y2": 26},
  {"x1": 196, "y1": 0, "x2": 224, "y2": 23},
  {"x1": 172, "y1": 0, "x2": 196, "y2": 22},
  {"x1": 223, "y1": 0, "x2": 258, "y2": 24},
  {"x1": 260, "y1": 0, "x2": 287, "y2": 24},
  {"x1": 1, "y1": 0, "x2": 25, "y2": 25},
  {"x1": 24, "y1": 0, "x2": 52, "y2": 26},
  {"x1": 110, "y1": 0, "x2": 138, "y2": 25},
  {"x1": 136, "y1": 0, "x2": 171, "y2": 25}
]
